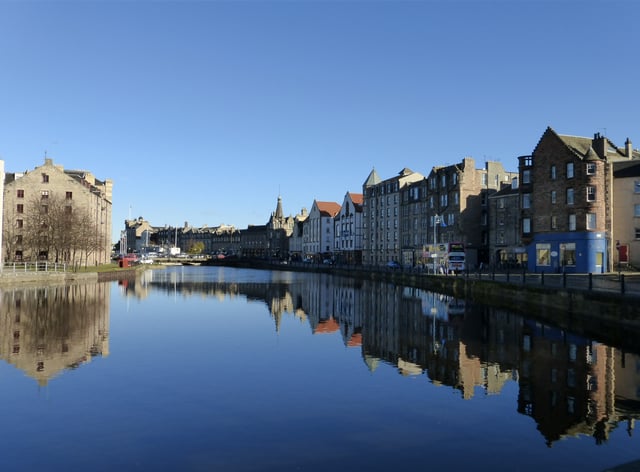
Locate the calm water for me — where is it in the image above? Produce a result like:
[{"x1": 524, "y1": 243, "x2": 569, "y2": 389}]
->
[{"x1": 1, "y1": 266, "x2": 640, "y2": 472}]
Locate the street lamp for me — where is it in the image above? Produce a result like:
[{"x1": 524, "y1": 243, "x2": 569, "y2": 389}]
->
[{"x1": 433, "y1": 214, "x2": 440, "y2": 274}]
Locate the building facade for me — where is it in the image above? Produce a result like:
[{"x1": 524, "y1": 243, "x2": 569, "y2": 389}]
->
[
  {"x1": 612, "y1": 160, "x2": 640, "y2": 268},
  {"x1": 333, "y1": 192, "x2": 364, "y2": 265},
  {"x1": 363, "y1": 168, "x2": 424, "y2": 266},
  {"x1": 423, "y1": 158, "x2": 517, "y2": 269},
  {"x1": 521, "y1": 128, "x2": 638, "y2": 273},
  {"x1": 487, "y1": 178, "x2": 525, "y2": 268},
  {"x1": 3, "y1": 158, "x2": 113, "y2": 265},
  {"x1": 303, "y1": 200, "x2": 340, "y2": 260}
]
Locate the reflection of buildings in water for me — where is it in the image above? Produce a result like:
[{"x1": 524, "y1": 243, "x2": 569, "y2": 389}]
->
[
  {"x1": 139, "y1": 268, "x2": 640, "y2": 443},
  {"x1": 0, "y1": 283, "x2": 110, "y2": 386},
  {"x1": 516, "y1": 320, "x2": 640, "y2": 446}
]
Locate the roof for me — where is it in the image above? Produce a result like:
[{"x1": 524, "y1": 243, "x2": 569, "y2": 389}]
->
[
  {"x1": 348, "y1": 192, "x2": 364, "y2": 208},
  {"x1": 614, "y1": 160, "x2": 640, "y2": 178},
  {"x1": 363, "y1": 168, "x2": 381, "y2": 187},
  {"x1": 315, "y1": 201, "x2": 341, "y2": 217}
]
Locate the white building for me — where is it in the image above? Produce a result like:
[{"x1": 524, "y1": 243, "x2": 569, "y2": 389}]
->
[
  {"x1": 333, "y1": 192, "x2": 364, "y2": 264},
  {"x1": 303, "y1": 200, "x2": 340, "y2": 260}
]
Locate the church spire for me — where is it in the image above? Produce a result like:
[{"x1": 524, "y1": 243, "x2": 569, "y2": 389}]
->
[{"x1": 275, "y1": 195, "x2": 284, "y2": 219}]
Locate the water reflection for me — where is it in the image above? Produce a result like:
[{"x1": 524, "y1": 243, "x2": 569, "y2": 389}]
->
[
  {"x1": 0, "y1": 283, "x2": 110, "y2": 386},
  {"x1": 124, "y1": 267, "x2": 640, "y2": 447}
]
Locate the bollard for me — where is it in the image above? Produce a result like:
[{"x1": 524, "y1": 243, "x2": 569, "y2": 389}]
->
[
  {"x1": 541, "y1": 271, "x2": 545, "y2": 286},
  {"x1": 588, "y1": 273, "x2": 593, "y2": 291}
]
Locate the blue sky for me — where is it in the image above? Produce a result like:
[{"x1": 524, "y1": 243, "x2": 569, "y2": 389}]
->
[{"x1": 1, "y1": 0, "x2": 638, "y2": 242}]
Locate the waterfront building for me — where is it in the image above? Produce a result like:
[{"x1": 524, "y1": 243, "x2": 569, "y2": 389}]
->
[
  {"x1": 612, "y1": 160, "x2": 640, "y2": 268},
  {"x1": 400, "y1": 177, "x2": 429, "y2": 267},
  {"x1": 333, "y1": 192, "x2": 364, "y2": 265},
  {"x1": 288, "y1": 208, "x2": 308, "y2": 261},
  {"x1": 266, "y1": 195, "x2": 295, "y2": 260},
  {"x1": 303, "y1": 200, "x2": 340, "y2": 260},
  {"x1": 487, "y1": 178, "x2": 527, "y2": 268},
  {"x1": 124, "y1": 217, "x2": 155, "y2": 254},
  {"x1": 424, "y1": 158, "x2": 517, "y2": 268},
  {"x1": 240, "y1": 224, "x2": 268, "y2": 259},
  {"x1": 521, "y1": 127, "x2": 639, "y2": 273},
  {"x1": 2, "y1": 158, "x2": 113, "y2": 265},
  {"x1": 363, "y1": 168, "x2": 424, "y2": 266}
]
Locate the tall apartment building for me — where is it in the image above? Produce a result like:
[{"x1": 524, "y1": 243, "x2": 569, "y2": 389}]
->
[
  {"x1": 363, "y1": 168, "x2": 424, "y2": 266},
  {"x1": 423, "y1": 158, "x2": 517, "y2": 268},
  {"x1": 3, "y1": 158, "x2": 113, "y2": 265},
  {"x1": 520, "y1": 127, "x2": 638, "y2": 273},
  {"x1": 334, "y1": 192, "x2": 364, "y2": 265},
  {"x1": 487, "y1": 178, "x2": 525, "y2": 268}
]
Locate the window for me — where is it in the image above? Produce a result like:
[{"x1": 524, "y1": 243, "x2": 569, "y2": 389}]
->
[
  {"x1": 498, "y1": 198, "x2": 505, "y2": 209},
  {"x1": 16, "y1": 219, "x2": 23, "y2": 228},
  {"x1": 441, "y1": 174, "x2": 447, "y2": 187},
  {"x1": 586, "y1": 213, "x2": 596, "y2": 230},
  {"x1": 569, "y1": 214, "x2": 576, "y2": 231},
  {"x1": 17, "y1": 189, "x2": 24, "y2": 198},
  {"x1": 635, "y1": 181, "x2": 640, "y2": 194},
  {"x1": 586, "y1": 186, "x2": 596, "y2": 202},
  {"x1": 635, "y1": 228, "x2": 640, "y2": 239},
  {"x1": 41, "y1": 205, "x2": 48, "y2": 214},
  {"x1": 551, "y1": 216, "x2": 557, "y2": 229},
  {"x1": 16, "y1": 204, "x2": 23, "y2": 214},
  {"x1": 66, "y1": 191, "x2": 73, "y2": 200},
  {"x1": 566, "y1": 162, "x2": 574, "y2": 179},
  {"x1": 522, "y1": 193, "x2": 531, "y2": 209},
  {"x1": 452, "y1": 173, "x2": 458, "y2": 185},
  {"x1": 551, "y1": 191, "x2": 556, "y2": 204},
  {"x1": 440, "y1": 194, "x2": 448, "y2": 206},
  {"x1": 635, "y1": 205, "x2": 640, "y2": 217},
  {"x1": 482, "y1": 173, "x2": 488, "y2": 186},
  {"x1": 522, "y1": 218, "x2": 531, "y2": 234},
  {"x1": 16, "y1": 235, "x2": 23, "y2": 244},
  {"x1": 536, "y1": 243, "x2": 551, "y2": 266},
  {"x1": 42, "y1": 173, "x2": 49, "y2": 183},
  {"x1": 551, "y1": 165, "x2": 557, "y2": 180},
  {"x1": 41, "y1": 190, "x2": 49, "y2": 199},
  {"x1": 586, "y1": 162, "x2": 596, "y2": 175},
  {"x1": 566, "y1": 188, "x2": 574, "y2": 205},
  {"x1": 522, "y1": 170, "x2": 531, "y2": 184}
]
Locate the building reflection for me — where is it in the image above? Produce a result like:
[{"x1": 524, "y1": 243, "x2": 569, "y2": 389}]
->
[
  {"x1": 0, "y1": 283, "x2": 110, "y2": 386},
  {"x1": 129, "y1": 268, "x2": 640, "y2": 446}
]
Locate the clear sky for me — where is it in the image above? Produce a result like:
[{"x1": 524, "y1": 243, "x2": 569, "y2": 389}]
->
[{"x1": 1, "y1": 0, "x2": 638, "y2": 242}]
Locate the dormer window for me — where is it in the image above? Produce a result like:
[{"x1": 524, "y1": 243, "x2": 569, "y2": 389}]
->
[{"x1": 586, "y1": 163, "x2": 596, "y2": 175}]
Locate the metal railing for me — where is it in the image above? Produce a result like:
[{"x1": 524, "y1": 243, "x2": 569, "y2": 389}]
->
[{"x1": 1, "y1": 262, "x2": 68, "y2": 274}]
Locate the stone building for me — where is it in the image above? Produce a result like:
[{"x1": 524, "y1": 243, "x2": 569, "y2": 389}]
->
[
  {"x1": 363, "y1": 168, "x2": 424, "y2": 266},
  {"x1": 288, "y1": 208, "x2": 308, "y2": 261},
  {"x1": 487, "y1": 178, "x2": 525, "y2": 268},
  {"x1": 333, "y1": 192, "x2": 363, "y2": 265},
  {"x1": 423, "y1": 158, "x2": 517, "y2": 268},
  {"x1": 520, "y1": 127, "x2": 638, "y2": 273},
  {"x1": 0, "y1": 160, "x2": 4, "y2": 265},
  {"x1": 266, "y1": 195, "x2": 295, "y2": 260},
  {"x1": 3, "y1": 158, "x2": 113, "y2": 265}
]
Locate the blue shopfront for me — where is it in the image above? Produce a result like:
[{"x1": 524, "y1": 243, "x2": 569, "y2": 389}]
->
[{"x1": 527, "y1": 232, "x2": 608, "y2": 274}]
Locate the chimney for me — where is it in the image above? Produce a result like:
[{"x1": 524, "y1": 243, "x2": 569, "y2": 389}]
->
[{"x1": 626, "y1": 138, "x2": 633, "y2": 158}]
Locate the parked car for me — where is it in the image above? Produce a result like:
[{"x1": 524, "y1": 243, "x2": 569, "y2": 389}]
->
[{"x1": 386, "y1": 261, "x2": 401, "y2": 269}]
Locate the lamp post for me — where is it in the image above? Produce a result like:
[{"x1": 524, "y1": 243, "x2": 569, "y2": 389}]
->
[{"x1": 433, "y1": 214, "x2": 440, "y2": 274}]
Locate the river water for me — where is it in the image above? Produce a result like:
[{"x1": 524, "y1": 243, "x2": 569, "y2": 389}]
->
[{"x1": 1, "y1": 266, "x2": 639, "y2": 471}]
